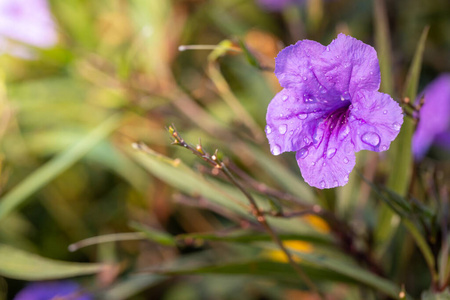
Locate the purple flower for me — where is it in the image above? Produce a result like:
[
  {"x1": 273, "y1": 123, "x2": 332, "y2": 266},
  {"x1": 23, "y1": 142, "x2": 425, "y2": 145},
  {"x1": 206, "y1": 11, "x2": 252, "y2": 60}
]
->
[
  {"x1": 0, "y1": 0, "x2": 57, "y2": 57},
  {"x1": 265, "y1": 33, "x2": 403, "y2": 189},
  {"x1": 14, "y1": 281, "x2": 92, "y2": 300},
  {"x1": 412, "y1": 73, "x2": 450, "y2": 160},
  {"x1": 257, "y1": 0, "x2": 305, "y2": 11}
]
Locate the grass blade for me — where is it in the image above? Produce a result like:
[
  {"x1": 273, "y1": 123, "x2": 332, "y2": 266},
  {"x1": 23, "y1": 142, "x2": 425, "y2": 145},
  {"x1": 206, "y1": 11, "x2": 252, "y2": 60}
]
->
[{"x1": 0, "y1": 114, "x2": 122, "y2": 222}]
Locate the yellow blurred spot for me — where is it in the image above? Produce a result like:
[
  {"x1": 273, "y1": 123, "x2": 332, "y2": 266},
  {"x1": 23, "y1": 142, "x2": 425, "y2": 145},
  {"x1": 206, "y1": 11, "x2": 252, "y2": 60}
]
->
[
  {"x1": 304, "y1": 215, "x2": 330, "y2": 234},
  {"x1": 265, "y1": 240, "x2": 313, "y2": 263}
]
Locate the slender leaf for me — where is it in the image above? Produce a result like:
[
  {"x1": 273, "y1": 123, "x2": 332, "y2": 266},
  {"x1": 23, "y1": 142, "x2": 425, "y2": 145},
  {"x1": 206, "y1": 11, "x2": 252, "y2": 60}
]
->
[
  {"x1": 0, "y1": 114, "x2": 122, "y2": 222},
  {"x1": 0, "y1": 244, "x2": 103, "y2": 280},
  {"x1": 129, "y1": 222, "x2": 176, "y2": 246},
  {"x1": 374, "y1": 0, "x2": 394, "y2": 95}
]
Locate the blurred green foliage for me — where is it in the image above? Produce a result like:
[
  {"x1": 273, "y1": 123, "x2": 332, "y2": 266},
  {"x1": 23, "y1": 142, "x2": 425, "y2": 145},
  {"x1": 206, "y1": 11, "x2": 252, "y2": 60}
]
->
[{"x1": 0, "y1": 0, "x2": 449, "y2": 299}]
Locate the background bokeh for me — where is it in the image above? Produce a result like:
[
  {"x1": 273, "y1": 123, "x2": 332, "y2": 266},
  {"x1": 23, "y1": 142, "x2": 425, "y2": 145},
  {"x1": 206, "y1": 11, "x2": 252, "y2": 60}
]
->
[{"x1": 0, "y1": 0, "x2": 449, "y2": 299}]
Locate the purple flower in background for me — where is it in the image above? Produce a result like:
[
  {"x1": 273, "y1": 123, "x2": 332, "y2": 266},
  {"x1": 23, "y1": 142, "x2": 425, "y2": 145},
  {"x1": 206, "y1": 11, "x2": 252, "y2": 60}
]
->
[
  {"x1": 258, "y1": 0, "x2": 304, "y2": 11},
  {"x1": 0, "y1": 0, "x2": 57, "y2": 57},
  {"x1": 14, "y1": 281, "x2": 92, "y2": 300},
  {"x1": 265, "y1": 33, "x2": 403, "y2": 189},
  {"x1": 412, "y1": 73, "x2": 450, "y2": 160}
]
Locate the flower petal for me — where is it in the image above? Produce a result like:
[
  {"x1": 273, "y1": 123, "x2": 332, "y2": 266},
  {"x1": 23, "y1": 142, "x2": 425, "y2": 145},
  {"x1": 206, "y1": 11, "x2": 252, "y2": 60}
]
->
[
  {"x1": 349, "y1": 91, "x2": 403, "y2": 152},
  {"x1": 319, "y1": 34, "x2": 380, "y2": 97},
  {"x1": 266, "y1": 88, "x2": 340, "y2": 155},
  {"x1": 275, "y1": 34, "x2": 380, "y2": 108},
  {"x1": 296, "y1": 118, "x2": 356, "y2": 189},
  {"x1": 412, "y1": 74, "x2": 450, "y2": 160}
]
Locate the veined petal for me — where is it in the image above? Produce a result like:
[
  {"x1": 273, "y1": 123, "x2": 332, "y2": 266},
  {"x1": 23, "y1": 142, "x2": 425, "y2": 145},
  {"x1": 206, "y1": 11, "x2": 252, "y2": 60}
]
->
[
  {"x1": 349, "y1": 91, "x2": 403, "y2": 152},
  {"x1": 319, "y1": 34, "x2": 380, "y2": 97},
  {"x1": 296, "y1": 116, "x2": 356, "y2": 189},
  {"x1": 266, "y1": 89, "x2": 325, "y2": 155},
  {"x1": 275, "y1": 39, "x2": 325, "y2": 90}
]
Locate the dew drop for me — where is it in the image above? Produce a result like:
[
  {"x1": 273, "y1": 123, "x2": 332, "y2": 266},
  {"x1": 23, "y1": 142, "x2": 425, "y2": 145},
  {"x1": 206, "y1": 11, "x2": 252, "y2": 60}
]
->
[
  {"x1": 333, "y1": 180, "x2": 339, "y2": 186},
  {"x1": 383, "y1": 110, "x2": 388, "y2": 115},
  {"x1": 282, "y1": 95, "x2": 288, "y2": 101},
  {"x1": 392, "y1": 122, "x2": 401, "y2": 131},
  {"x1": 265, "y1": 125, "x2": 272, "y2": 134},
  {"x1": 344, "y1": 175, "x2": 349, "y2": 182},
  {"x1": 338, "y1": 125, "x2": 350, "y2": 140},
  {"x1": 343, "y1": 157, "x2": 349, "y2": 164},
  {"x1": 289, "y1": 130, "x2": 294, "y2": 135},
  {"x1": 381, "y1": 145, "x2": 387, "y2": 151},
  {"x1": 313, "y1": 129, "x2": 323, "y2": 144},
  {"x1": 340, "y1": 95, "x2": 345, "y2": 101},
  {"x1": 303, "y1": 137, "x2": 310, "y2": 144},
  {"x1": 361, "y1": 132, "x2": 381, "y2": 147},
  {"x1": 320, "y1": 181, "x2": 326, "y2": 188},
  {"x1": 311, "y1": 162, "x2": 316, "y2": 166},
  {"x1": 278, "y1": 124, "x2": 287, "y2": 134},
  {"x1": 298, "y1": 113, "x2": 308, "y2": 120},
  {"x1": 272, "y1": 145, "x2": 281, "y2": 155},
  {"x1": 298, "y1": 147, "x2": 309, "y2": 159},
  {"x1": 326, "y1": 46, "x2": 330, "y2": 52},
  {"x1": 303, "y1": 76, "x2": 307, "y2": 81},
  {"x1": 279, "y1": 113, "x2": 283, "y2": 118},
  {"x1": 326, "y1": 148, "x2": 337, "y2": 159}
]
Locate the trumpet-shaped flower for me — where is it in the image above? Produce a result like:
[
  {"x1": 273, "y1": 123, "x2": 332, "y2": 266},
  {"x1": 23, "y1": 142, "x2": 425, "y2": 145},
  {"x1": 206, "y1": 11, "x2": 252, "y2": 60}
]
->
[
  {"x1": 412, "y1": 73, "x2": 450, "y2": 160},
  {"x1": 0, "y1": 0, "x2": 57, "y2": 57},
  {"x1": 265, "y1": 33, "x2": 403, "y2": 189}
]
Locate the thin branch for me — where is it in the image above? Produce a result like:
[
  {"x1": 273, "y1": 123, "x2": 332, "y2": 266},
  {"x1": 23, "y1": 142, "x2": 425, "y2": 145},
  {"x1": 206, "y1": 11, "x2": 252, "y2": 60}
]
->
[{"x1": 167, "y1": 125, "x2": 323, "y2": 297}]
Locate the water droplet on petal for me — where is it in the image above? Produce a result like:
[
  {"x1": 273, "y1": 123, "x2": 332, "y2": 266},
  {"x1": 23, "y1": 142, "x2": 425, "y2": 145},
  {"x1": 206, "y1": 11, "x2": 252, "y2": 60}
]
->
[
  {"x1": 340, "y1": 95, "x2": 345, "y2": 101},
  {"x1": 383, "y1": 110, "x2": 388, "y2": 115},
  {"x1": 265, "y1": 125, "x2": 272, "y2": 134},
  {"x1": 320, "y1": 181, "x2": 326, "y2": 188},
  {"x1": 303, "y1": 76, "x2": 307, "y2": 81},
  {"x1": 289, "y1": 130, "x2": 294, "y2": 135},
  {"x1": 278, "y1": 124, "x2": 287, "y2": 134},
  {"x1": 313, "y1": 129, "x2": 323, "y2": 144},
  {"x1": 298, "y1": 113, "x2": 308, "y2": 120},
  {"x1": 344, "y1": 175, "x2": 349, "y2": 182},
  {"x1": 279, "y1": 113, "x2": 283, "y2": 117},
  {"x1": 303, "y1": 137, "x2": 310, "y2": 144},
  {"x1": 338, "y1": 125, "x2": 350, "y2": 140},
  {"x1": 333, "y1": 180, "x2": 338, "y2": 186},
  {"x1": 326, "y1": 46, "x2": 330, "y2": 52},
  {"x1": 272, "y1": 145, "x2": 281, "y2": 155},
  {"x1": 381, "y1": 145, "x2": 387, "y2": 151},
  {"x1": 361, "y1": 132, "x2": 381, "y2": 147},
  {"x1": 343, "y1": 157, "x2": 349, "y2": 164},
  {"x1": 326, "y1": 148, "x2": 337, "y2": 159},
  {"x1": 298, "y1": 147, "x2": 309, "y2": 159},
  {"x1": 392, "y1": 123, "x2": 401, "y2": 131},
  {"x1": 311, "y1": 162, "x2": 316, "y2": 166},
  {"x1": 282, "y1": 95, "x2": 288, "y2": 101}
]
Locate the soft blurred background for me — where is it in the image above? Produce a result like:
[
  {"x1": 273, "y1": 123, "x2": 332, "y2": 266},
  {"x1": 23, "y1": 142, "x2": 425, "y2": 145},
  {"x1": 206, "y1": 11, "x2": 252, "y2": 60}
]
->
[{"x1": 0, "y1": 0, "x2": 449, "y2": 299}]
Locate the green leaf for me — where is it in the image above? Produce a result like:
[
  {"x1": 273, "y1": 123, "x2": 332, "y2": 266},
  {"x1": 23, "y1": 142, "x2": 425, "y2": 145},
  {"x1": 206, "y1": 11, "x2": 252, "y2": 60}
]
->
[
  {"x1": 374, "y1": 0, "x2": 394, "y2": 95},
  {"x1": 0, "y1": 244, "x2": 103, "y2": 280},
  {"x1": 175, "y1": 230, "x2": 333, "y2": 246},
  {"x1": 129, "y1": 145, "x2": 317, "y2": 234},
  {"x1": 129, "y1": 222, "x2": 176, "y2": 246},
  {"x1": 237, "y1": 39, "x2": 259, "y2": 68},
  {"x1": 379, "y1": 26, "x2": 430, "y2": 257},
  {"x1": 387, "y1": 25, "x2": 429, "y2": 195},
  {"x1": 0, "y1": 114, "x2": 122, "y2": 222}
]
